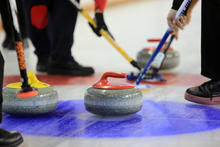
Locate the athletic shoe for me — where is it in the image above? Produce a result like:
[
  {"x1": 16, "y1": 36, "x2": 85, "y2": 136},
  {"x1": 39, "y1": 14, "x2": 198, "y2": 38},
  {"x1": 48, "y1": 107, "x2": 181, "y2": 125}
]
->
[
  {"x1": 2, "y1": 38, "x2": 29, "y2": 50},
  {"x1": 36, "y1": 58, "x2": 48, "y2": 72},
  {"x1": 47, "y1": 58, "x2": 94, "y2": 76},
  {"x1": 185, "y1": 80, "x2": 220, "y2": 105},
  {"x1": 0, "y1": 128, "x2": 23, "y2": 147},
  {"x1": 2, "y1": 38, "x2": 16, "y2": 50}
]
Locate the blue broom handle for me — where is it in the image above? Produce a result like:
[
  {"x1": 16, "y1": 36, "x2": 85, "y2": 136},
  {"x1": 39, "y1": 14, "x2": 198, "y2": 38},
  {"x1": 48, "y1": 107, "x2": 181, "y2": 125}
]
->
[
  {"x1": 136, "y1": 29, "x2": 171, "y2": 85},
  {"x1": 136, "y1": 0, "x2": 192, "y2": 85}
]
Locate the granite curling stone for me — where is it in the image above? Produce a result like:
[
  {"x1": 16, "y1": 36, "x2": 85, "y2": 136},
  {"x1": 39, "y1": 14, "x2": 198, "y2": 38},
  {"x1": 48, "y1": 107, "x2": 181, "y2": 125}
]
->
[
  {"x1": 84, "y1": 72, "x2": 143, "y2": 116},
  {"x1": 137, "y1": 38, "x2": 180, "y2": 70},
  {"x1": 137, "y1": 48, "x2": 180, "y2": 70},
  {"x1": 3, "y1": 71, "x2": 58, "y2": 115}
]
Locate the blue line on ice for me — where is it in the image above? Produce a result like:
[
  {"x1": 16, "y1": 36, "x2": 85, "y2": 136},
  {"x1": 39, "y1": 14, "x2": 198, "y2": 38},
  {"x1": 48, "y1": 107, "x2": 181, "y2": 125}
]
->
[{"x1": 1, "y1": 100, "x2": 220, "y2": 138}]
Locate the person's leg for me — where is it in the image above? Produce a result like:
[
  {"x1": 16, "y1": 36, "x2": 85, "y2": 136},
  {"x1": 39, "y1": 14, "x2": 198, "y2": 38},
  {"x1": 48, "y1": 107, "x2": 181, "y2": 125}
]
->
[
  {"x1": 0, "y1": 0, "x2": 28, "y2": 50},
  {"x1": 185, "y1": 0, "x2": 220, "y2": 104},
  {"x1": 0, "y1": 53, "x2": 4, "y2": 122},
  {"x1": 47, "y1": 0, "x2": 94, "y2": 76},
  {"x1": 16, "y1": 0, "x2": 29, "y2": 49},
  {"x1": 17, "y1": 0, "x2": 28, "y2": 39},
  {"x1": 201, "y1": 1, "x2": 220, "y2": 80},
  {"x1": 0, "y1": 0, "x2": 16, "y2": 50},
  {"x1": 0, "y1": 52, "x2": 23, "y2": 146},
  {"x1": 22, "y1": 0, "x2": 51, "y2": 72},
  {"x1": 49, "y1": 0, "x2": 78, "y2": 62}
]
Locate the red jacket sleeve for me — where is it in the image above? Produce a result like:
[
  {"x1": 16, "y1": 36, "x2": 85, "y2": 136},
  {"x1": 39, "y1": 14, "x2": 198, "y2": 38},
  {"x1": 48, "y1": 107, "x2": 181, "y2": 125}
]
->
[{"x1": 94, "y1": 0, "x2": 107, "y2": 12}]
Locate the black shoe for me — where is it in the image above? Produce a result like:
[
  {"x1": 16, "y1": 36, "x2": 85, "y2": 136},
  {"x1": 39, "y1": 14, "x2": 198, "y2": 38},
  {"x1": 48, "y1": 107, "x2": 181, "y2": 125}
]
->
[
  {"x1": 185, "y1": 80, "x2": 220, "y2": 105},
  {"x1": 47, "y1": 58, "x2": 94, "y2": 76},
  {"x1": 2, "y1": 38, "x2": 29, "y2": 50},
  {"x1": 36, "y1": 58, "x2": 48, "y2": 72},
  {"x1": 0, "y1": 128, "x2": 23, "y2": 147},
  {"x1": 2, "y1": 38, "x2": 16, "y2": 50}
]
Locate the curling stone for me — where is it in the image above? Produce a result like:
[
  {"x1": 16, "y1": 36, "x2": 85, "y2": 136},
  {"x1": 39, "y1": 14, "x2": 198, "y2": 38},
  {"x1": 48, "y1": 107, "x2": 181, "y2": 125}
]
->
[
  {"x1": 84, "y1": 72, "x2": 143, "y2": 116},
  {"x1": 137, "y1": 38, "x2": 180, "y2": 69},
  {"x1": 3, "y1": 71, "x2": 58, "y2": 115}
]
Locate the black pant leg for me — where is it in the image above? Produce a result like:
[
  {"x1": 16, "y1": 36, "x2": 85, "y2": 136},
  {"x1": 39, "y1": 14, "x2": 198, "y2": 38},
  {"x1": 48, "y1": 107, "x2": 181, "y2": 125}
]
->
[
  {"x1": 17, "y1": 0, "x2": 28, "y2": 39},
  {"x1": 49, "y1": 0, "x2": 79, "y2": 62},
  {"x1": 0, "y1": 52, "x2": 5, "y2": 123},
  {"x1": 0, "y1": 0, "x2": 14, "y2": 40},
  {"x1": 22, "y1": 0, "x2": 51, "y2": 61},
  {"x1": 201, "y1": 0, "x2": 220, "y2": 80}
]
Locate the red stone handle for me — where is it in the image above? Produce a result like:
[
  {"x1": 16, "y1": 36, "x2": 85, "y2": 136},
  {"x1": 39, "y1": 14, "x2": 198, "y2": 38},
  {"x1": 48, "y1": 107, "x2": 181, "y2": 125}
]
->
[
  {"x1": 93, "y1": 72, "x2": 134, "y2": 89},
  {"x1": 148, "y1": 38, "x2": 168, "y2": 44},
  {"x1": 100, "y1": 72, "x2": 126, "y2": 80}
]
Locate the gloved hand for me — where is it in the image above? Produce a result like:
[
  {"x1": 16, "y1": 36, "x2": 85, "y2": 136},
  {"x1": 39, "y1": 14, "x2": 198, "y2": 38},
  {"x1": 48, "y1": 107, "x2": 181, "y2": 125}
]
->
[{"x1": 89, "y1": 12, "x2": 114, "y2": 40}]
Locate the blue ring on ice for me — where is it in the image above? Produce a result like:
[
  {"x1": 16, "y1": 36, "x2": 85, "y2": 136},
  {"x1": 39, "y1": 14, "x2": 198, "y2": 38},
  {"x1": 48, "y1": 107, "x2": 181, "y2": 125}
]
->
[{"x1": 1, "y1": 100, "x2": 220, "y2": 138}]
